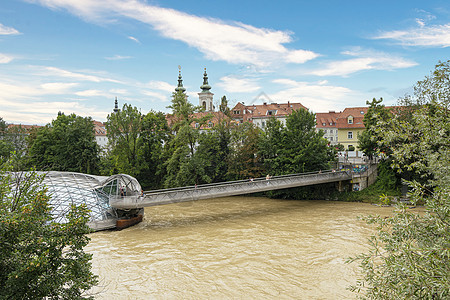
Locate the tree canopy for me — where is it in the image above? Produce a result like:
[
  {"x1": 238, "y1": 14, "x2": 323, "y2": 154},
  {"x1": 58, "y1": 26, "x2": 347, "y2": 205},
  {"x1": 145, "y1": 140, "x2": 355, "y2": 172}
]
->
[
  {"x1": 350, "y1": 60, "x2": 450, "y2": 299},
  {"x1": 0, "y1": 163, "x2": 98, "y2": 299},
  {"x1": 28, "y1": 113, "x2": 100, "y2": 174}
]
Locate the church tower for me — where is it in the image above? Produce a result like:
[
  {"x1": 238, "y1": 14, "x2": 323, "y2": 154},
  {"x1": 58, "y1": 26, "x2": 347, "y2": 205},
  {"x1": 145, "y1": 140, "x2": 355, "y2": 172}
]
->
[
  {"x1": 175, "y1": 66, "x2": 187, "y2": 95},
  {"x1": 198, "y1": 68, "x2": 214, "y2": 111},
  {"x1": 113, "y1": 97, "x2": 119, "y2": 113}
]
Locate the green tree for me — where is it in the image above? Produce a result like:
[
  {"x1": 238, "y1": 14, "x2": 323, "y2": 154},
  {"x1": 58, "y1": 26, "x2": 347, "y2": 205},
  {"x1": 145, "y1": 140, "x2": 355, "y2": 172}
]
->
[
  {"x1": 258, "y1": 117, "x2": 284, "y2": 175},
  {"x1": 105, "y1": 104, "x2": 142, "y2": 177},
  {"x1": 28, "y1": 113, "x2": 100, "y2": 174},
  {"x1": 350, "y1": 60, "x2": 450, "y2": 299},
  {"x1": 0, "y1": 117, "x2": 13, "y2": 161},
  {"x1": 260, "y1": 109, "x2": 332, "y2": 176},
  {"x1": 219, "y1": 95, "x2": 231, "y2": 117},
  {"x1": 138, "y1": 110, "x2": 171, "y2": 189},
  {"x1": 358, "y1": 98, "x2": 393, "y2": 160},
  {"x1": 164, "y1": 91, "x2": 211, "y2": 187},
  {"x1": 0, "y1": 163, "x2": 98, "y2": 299},
  {"x1": 227, "y1": 122, "x2": 263, "y2": 180}
]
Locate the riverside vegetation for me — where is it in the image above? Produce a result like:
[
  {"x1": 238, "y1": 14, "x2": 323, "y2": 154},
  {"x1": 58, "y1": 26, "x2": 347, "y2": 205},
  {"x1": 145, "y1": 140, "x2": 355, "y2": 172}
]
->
[{"x1": 0, "y1": 60, "x2": 448, "y2": 299}]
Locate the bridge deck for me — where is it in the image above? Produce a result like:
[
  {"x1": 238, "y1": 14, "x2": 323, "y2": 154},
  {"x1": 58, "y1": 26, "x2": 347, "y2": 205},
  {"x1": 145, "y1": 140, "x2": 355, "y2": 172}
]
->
[{"x1": 111, "y1": 170, "x2": 352, "y2": 209}]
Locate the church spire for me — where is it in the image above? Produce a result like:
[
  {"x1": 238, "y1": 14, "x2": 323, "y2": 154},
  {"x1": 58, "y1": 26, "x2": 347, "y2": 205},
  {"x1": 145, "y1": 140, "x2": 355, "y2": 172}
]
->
[
  {"x1": 198, "y1": 67, "x2": 214, "y2": 112},
  {"x1": 175, "y1": 65, "x2": 186, "y2": 93},
  {"x1": 200, "y1": 68, "x2": 211, "y2": 93},
  {"x1": 113, "y1": 97, "x2": 119, "y2": 113}
]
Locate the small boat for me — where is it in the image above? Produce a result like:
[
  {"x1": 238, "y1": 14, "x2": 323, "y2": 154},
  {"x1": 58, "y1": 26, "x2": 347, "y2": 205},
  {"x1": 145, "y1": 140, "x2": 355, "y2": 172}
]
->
[{"x1": 116, "y1": 214, "x2": 143, "y2": 230}]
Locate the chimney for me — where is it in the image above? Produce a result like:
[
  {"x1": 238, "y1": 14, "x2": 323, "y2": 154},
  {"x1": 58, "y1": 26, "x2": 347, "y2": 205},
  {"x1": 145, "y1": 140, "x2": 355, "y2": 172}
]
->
[{"x1": 263, "y1": 102, "x2": 267, "y2": 106}]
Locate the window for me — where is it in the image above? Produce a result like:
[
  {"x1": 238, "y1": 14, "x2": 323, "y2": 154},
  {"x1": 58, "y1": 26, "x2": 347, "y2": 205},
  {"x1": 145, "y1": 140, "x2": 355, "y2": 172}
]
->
[
  {"x1": 322, "y1": 122, "x2": 326, "y2": 126},
  {"x1": 329, "y1": 122, "x2": 333, "y2": 126},
  {"x1": 233, "y1": 110, "x2": 240, "y2": 115},
  {"x1": 348, "y1": 131, "x2": 353, "y2": 139},
  {"x1": 261, "y1": 121, "x2": 265, "y2": 128},
  {"x1": 330, "y1": 137, "x2": 333, "y2": 141},
  {"x1": 324, "y1": 129, "x2": 327, "y2": 134},
  {"x1": 267, "y1": 110, "x2": 277, "y2": 116},
  {"x1": 208, "y1": 121, "x2": 213, "y2": 128},
  {"x1": 195, "y1": 123, "x2": 199, "y2": 128},
  {"x1": 348, "y1": 118, "x2": 353, "y2": 124}
]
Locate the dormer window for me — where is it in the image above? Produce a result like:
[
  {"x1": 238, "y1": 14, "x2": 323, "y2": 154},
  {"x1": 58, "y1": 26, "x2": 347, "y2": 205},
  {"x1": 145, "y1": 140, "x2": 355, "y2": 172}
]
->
[
  {"x1": 329, "y1": 122, "x2": 333, "y2": 126},
  {"x1": 267, "y1": 110, "x2": 277, "y2": 116},
  {"x1": 322, "y1": 122, "x2": 326, "y2": 126},
  {"x1": 348, "y1": 116, "x2": 353, "y2": 124}
]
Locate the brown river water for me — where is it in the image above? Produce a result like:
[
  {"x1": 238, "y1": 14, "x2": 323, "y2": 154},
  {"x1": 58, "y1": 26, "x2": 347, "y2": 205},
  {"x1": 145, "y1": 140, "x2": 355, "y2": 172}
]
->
[{"x1": 86, "y1": 196, "x2": 396, "y2": 299}]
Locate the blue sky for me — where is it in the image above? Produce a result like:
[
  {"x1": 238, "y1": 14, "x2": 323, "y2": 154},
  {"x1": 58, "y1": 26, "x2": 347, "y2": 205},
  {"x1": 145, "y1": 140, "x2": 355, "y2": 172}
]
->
[{"x1": 1, "y1": 0, "x2": 449, "y2": 125}]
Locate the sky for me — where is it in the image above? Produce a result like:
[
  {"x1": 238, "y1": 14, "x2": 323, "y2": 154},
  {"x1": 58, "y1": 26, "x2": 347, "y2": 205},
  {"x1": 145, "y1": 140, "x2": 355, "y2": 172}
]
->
[{"x1": 1, "y1": 0, "x2": 449, "y2": 125}]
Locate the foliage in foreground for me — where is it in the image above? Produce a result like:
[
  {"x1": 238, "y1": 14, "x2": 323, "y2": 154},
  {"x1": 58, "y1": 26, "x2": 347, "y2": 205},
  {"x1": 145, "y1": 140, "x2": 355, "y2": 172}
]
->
[
  {"x1": 0, "y1": 163, "x2": 98, "y2": 299},
  {"x1": 349, "y1": 61, "x2": 450, "y2": 299}
]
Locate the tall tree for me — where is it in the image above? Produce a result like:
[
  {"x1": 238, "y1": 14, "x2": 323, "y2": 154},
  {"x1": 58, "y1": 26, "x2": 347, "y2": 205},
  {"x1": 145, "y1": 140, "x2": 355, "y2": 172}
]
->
[
  {"x1": 350, "y1": 60, "x2": 450, "y2": 299},
  {"x1": 0, "y1": 163, "x2": 98, "y2": 299},
  {"x1": 258, "y1": 117, "x2": 284, "y2": 175},
  {"x1": 164, "y1": 91, "x2": 211, "y2": 187},
  {"x1": 227, "y1": 122, "x2": 263, "y2": 180},
  {"x1": 0, "y1": 117, "x2": 13, "y2": 162},
  {"x1": 138, "y1": 110, "x2": 171, "y2": 189},
  {"x1": 106, "y1": 104, "x2": 142, "y2": 177},
  {"x1": 28, "y1": 113, "x2": 99, "y2": 174},
  {"x1": 358, "y1": 98, "x2": 393, "y2": 160}
]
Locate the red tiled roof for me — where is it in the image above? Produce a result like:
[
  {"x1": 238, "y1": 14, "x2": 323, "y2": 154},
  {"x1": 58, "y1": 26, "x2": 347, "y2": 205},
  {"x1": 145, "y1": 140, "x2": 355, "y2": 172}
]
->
[
  {"x1": 335, "y1": 107, "x2": 368, "y2": 129},
  {"x1": 231, "y1": 102, "x2": 308, "y2": 122},
  {"x1": 166, "y1": 111, "x2": 230, "y2": 129},
  {"x1": 316, "y1": 111, "x2": 339, "y2": 128},
  {"x1": 92, "y1": 120, "x2": 107, "y2": 136},
  {"x1": 7, "y1": 124, "x2": 42, "y2": 132}
]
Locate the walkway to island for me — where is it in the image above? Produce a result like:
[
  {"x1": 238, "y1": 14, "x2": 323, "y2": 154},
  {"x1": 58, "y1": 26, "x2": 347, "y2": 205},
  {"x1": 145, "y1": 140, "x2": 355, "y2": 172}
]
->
[{"x1": 111, "y1": 170, "x2": 353, "y2": 209}]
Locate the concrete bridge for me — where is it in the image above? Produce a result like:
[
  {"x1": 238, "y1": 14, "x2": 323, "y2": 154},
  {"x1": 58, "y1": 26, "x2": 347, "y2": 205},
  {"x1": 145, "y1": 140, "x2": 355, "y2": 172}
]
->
[{"x1": 111, "y1": 170, "x2": 353, "y2": 210}]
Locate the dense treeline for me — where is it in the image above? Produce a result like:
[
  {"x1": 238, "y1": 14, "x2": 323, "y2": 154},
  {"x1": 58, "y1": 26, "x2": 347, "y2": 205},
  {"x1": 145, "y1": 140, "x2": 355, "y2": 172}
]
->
[
  {"x1": 1, "y1": 92, "x2": 336, "y2": 192},
  {"x1": 350, "y1": 60, "x2": 450, "y2": 299}
]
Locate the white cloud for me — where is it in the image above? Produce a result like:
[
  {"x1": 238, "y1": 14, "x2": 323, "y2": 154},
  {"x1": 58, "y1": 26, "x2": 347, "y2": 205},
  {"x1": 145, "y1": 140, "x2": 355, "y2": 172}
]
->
[
  {"x1": 0, "y1": 23, "x2": 20, "y2": 35},
  {"x1": 142, "y1": 90, "x2": 169, "y2": 102},
  {"x1": 41, "y1": 82, "x2": 78, "y2": 93},
  {"x1": 75, "y1": 89, "x2": 106, "y2": 97},
  {"x1": 0, "y1": 53, "x2": 14, "y2": 64},
  {"x1": 217, "y1": 75, "x2": 261, "y2": 93},
  {"x1": 128, "y1": 36, "x2": 140, "y2": 43},
  {"x1": 310, "y1": 48, "x2": 417, "y2": 77},
  {"x1": 374, "y1": 23, "x2": 450, "y2": 47},
  {"x1": 147, "y1": 80, "x2": 174, "y2": 93},
  {"x1": 105, "y1": 54, "x2": 132, "y2": 60},
  {"x1": 31, "y1": 0, "x2": 319, "y2": 67},
  {"x1": 43, "y1": 66, "x2": 121, "y2": 83},
  {"x1": 270, "y1": 79, "x2": 356, "y2": 112},
  {"x1": 109, "y1": 88, "x2": 128, "y2": 95}
]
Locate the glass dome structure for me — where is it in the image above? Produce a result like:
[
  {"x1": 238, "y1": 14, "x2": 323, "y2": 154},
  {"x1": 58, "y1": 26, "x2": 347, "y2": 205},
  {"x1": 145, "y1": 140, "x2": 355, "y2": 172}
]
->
[{"x1": 15, "y1": 172, "x2": 143, "y2": 231}]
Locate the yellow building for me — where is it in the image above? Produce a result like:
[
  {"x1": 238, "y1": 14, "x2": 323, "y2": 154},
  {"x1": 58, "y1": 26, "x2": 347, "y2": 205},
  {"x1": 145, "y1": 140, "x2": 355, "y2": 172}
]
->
[{"x1": 336, "y1": 107, "x2": 368, "y2": 150}]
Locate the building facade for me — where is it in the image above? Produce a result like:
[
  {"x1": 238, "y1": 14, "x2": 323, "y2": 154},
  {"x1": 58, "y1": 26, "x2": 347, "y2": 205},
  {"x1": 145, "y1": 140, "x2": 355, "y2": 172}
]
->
[
  {"x1": 315, "y1": 111, "x2": 339, "y2": 145},
  {"x1": 335, "y1": 107, "x2": 368, "y2": 150}
]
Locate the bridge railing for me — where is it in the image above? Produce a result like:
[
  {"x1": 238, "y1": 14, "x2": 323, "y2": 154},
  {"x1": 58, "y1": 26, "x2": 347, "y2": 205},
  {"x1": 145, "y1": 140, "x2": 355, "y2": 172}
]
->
[
  {"x1": 111, "y1": 169, "x2": 353, "y2": 209},
  {"x1": 143, "y1": 169, "x2": 349, "y2": 195}
]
